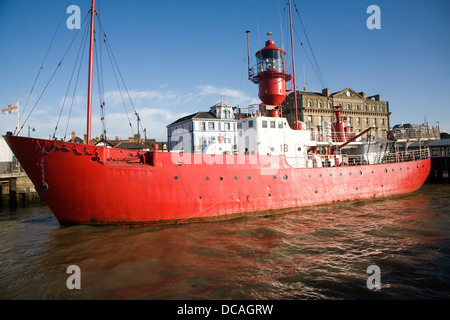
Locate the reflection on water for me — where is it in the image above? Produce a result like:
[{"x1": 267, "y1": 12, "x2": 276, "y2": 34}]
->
[{"x1": 1, "y1": 184, "x2": 449, "y2": 299}]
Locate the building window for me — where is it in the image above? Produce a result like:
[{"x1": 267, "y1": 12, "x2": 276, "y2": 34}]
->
[
  {"x1": 364, "y1": 105, "x2": 368, "y2": 111},
  {"x1": 200, "y1": 122, "x2": 205, "y2": 131},
  {"x1": 262, "y1": 120, "x2": 267, "y2": 128},
  {"x1": 347, "y1": 104, "x2": 351, "y2": 110},
  {"x1": 381, "y1": 118, "x2": 385, "y2": 125},
  {"x1": 208, "y1": 122, "x2": 214, "y2": 130},
  {"x1": 327, "y1": 102, "x2": 331, "y2": 108},
  {"x1": 225, "y1": 122, "x2": 231, "y2": 130},
  {"x1": 318, "y1": 115, "x2": 322, "y2": 124},
  {"x1": 373, "y1": 118, "x2": 377, "y2": 126},
  {"x1": 307, "y1": 100, "x2": 312, "y2": 108},
  {"x1": 308, "y1": 115, "x2": 312, "y2": 123},
  {"x1": 318, "y1": 101, "x2": 322, "y2": 108},
  {"x1": 356, "y1": 105, "x2": 360, "y2": 110},
  {"x1": 365, "y1": 118, "x2": 369, "y2": 125},
  {"x1": 249, "y1": 120, "x2": 254, "y2": 128},
  {"x1": 348, "y1": 117, "x2": 352, "y2": 125},
  {"x1": 356, "y1": 117, "x2": 360, "y2": 125}
]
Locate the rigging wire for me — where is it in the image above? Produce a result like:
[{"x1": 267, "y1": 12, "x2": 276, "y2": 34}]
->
[
  {"x1": 96, "y1": 12, "x2": 145, "y2": 138},
  {"x1": 95, "y1": 0, "x2": 107, "y2": 141},
  {"x1": 95, "y1": 32, "x2": 107, "y2": 141},
  {"x1": 292, "y1": 0, "x2": 327, "y2": 89},
  {"x1": 53, "y1": 15, "x2": 90, "y2": 140},
  {"x1": 64, "y1": 23, "x2": 90, "y2": 141},
  {"x1": 16, "y1": 0, "x2": 72, "y2": 135},
  {"x1": 17, "y1": 11, "x2": 90, "y2": 136}
]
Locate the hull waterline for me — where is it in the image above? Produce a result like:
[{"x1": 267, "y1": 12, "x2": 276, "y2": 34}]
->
[{"x1": 4, "y1": 135, "x2": 431, "y2": 226}]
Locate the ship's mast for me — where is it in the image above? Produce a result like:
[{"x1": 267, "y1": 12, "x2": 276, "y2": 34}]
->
[
  {"x1": 288, "y1": 0, "x2": 300, "y2": 130},
  {"x1": 86, "y1": 0, "x2": 95, "y2": 145}
]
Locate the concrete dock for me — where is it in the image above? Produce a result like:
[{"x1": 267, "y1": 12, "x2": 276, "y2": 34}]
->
[{"x1": 0, "y1": 172, "x2": 45, "y2": 207}]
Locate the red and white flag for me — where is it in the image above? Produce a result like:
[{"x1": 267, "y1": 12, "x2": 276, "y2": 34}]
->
[{"x1": 2, "y1": 101, "x2": 19, "y2": 114}]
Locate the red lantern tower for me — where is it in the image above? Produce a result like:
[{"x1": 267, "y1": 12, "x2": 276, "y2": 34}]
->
[{"x1": 247, "y1": 32, "x2": 292, "y2": 117}]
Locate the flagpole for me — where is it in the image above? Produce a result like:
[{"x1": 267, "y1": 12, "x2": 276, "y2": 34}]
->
[{"x1": 17, "y1": 101, "x2": 19, "y2": 136}]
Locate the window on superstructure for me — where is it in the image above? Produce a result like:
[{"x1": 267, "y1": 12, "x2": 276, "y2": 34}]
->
[
  {"x1": 270, "y1": 121, "x2": 275, "y2": 128},
  {"x1": 278, "y1": 121, "x2": 283, "y2": 129},
  {"x1": 249, "y1": 120, "x2": 254, "y2": 128},
  {"x1": 262, "y1": 120, "x2": 267, "y2": 128}
]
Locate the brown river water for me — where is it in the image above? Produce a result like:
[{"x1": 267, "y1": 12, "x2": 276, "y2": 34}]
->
[{"x1": 1, "y1": 184, "x2": 449, "y2": 300}]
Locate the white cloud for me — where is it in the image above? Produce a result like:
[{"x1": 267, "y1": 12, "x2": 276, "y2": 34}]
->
[{"x1": 5, "y1": 84, "x2": 258, "y2": 141}]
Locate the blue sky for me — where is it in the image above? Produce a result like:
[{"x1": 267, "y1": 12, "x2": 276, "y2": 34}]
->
[{"x1": 1, "y1": 0, "x2": 449, "y2": 141}]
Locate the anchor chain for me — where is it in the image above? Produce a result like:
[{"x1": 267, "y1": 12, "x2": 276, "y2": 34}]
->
[{"x1": 38, "y1": 142, "x2": 70, "y2": 191}]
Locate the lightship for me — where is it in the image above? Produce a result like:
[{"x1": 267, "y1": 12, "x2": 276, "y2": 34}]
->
[{"x1": 3, "y1": 0, "x2": 431, "y2": 226}]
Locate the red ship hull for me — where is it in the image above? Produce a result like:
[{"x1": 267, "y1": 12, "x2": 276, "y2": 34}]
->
[{"x1": 4, "y1": 135, "x2": 430, "y2": 226}]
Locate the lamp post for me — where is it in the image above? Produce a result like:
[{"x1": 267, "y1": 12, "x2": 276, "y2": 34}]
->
[{"x1": 28, "y1": 126, "x2": 35, "y2": 137}]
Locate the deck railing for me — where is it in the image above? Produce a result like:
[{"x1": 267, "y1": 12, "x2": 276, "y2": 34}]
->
[{"x1": 294, "y1": 148, "x2": 431, "y2": 168}]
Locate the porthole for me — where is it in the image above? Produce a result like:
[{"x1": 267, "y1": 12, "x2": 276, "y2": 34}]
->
[
  {"x1": 234, "y1": 176, "x2": 238, "y2": 180},
  {"x1": 308, "y1": 174, "x2": 311, "y2": 178},
  {"x1": 174, "y1": 176, "x2": 179, "y2": 180},
  {"x1": 359, "y1": 171, "x2": 362, "y2": 175},
  {"x1": 384, "y1": 169, "x2": 387, "y2": 173},
  {"x1": 349, "y1": 172, "x2": 352, "y2": 176},
  {"x1": 273, "y1": 175, "x2": 277, "y2": 179},
  {"x1": 205, "y1": 177, "x2": 209, "y2": 181},
  {"x1": 283, "y1": 174, "x2": 288, "y2": 180},
  {"x1": 247, "y1": 176, "x2": 251, "y2": 180},
  {"x1": 400, "y1": 168, "x2": 402, "y2": 171},
  {"x1": 339, "y1": 173, "x2": 342, "y2": 176},
  {"x1": 319, "y1": 174, "x2": 322, "y2": 177},
  {"x1": 219, "y1": 177, "x2": 224, "y2": 181}
]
